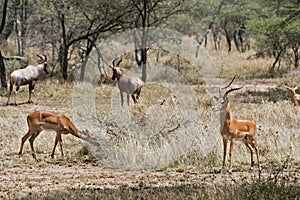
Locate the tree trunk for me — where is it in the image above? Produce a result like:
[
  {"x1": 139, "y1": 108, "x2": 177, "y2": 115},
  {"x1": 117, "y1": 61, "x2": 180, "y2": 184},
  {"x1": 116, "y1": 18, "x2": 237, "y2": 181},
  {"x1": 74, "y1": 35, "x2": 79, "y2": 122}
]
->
[
  {"x1": 80, "y1": 39, "x2": 95, "y2": 82},
  {"x1": 141, "y1": 48, "x2": 147, "y2": 82},
  {"x1": 0, "y1": 50, "x2": 7, "y2": 88},
  {"x1": 59, "y1": 45, "x2": 69, "y2": 80},
  {"x1": 292, "y1": 45, "x2": 299, "y2": 68},
  {"x1": 20, "y1": 0, "x2": 28, "y2": 56}
]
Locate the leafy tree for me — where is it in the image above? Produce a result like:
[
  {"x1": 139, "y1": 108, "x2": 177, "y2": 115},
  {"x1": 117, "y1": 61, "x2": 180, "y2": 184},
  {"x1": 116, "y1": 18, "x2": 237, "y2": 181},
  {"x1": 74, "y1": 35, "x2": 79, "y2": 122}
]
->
[
  {"x1": 30, "y1": 0, "x2": 132, "y2": 80},
  {"x1": 248, "y1": 0, "x2": 300, "y2": 74}
]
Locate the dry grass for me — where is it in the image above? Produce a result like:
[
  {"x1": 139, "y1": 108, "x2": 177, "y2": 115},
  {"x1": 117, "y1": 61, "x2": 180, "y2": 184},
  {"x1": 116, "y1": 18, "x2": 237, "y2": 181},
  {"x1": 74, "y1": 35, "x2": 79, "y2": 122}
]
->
[{"x1": 1, "y1": 40, "x2": 300, "y2": 199}]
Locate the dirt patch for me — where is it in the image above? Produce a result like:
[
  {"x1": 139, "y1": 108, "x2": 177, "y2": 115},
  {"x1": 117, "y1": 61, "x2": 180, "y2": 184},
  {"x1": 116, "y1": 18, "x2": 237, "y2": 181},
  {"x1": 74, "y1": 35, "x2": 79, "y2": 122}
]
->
[{"x1": 1, "y1": 153, "x2": 299, "y2": 199}]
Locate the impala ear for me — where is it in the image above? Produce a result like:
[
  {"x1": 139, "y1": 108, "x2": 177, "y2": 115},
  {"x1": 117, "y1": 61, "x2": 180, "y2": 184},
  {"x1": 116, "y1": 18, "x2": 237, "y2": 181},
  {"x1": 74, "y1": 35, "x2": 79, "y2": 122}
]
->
[{"x1": 214, "y1": 96, "x2": 219, "y2": 101}]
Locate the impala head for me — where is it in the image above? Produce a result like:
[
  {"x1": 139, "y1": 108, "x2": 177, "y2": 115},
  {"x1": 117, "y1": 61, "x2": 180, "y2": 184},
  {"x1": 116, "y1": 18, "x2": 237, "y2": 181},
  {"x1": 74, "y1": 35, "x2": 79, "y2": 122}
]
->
[
  {"x1": 37, "y1": 54, "x2": 49, "y2": 74},
  {"x1": 212, "y1": 76, "x2": 243, "y2": 112},
  {"x1": 111, "y1": 58, "x2": 123, "y2": 80},
  {"x1": 80, "y1": 129, "x2": 101, "y2": 146}
]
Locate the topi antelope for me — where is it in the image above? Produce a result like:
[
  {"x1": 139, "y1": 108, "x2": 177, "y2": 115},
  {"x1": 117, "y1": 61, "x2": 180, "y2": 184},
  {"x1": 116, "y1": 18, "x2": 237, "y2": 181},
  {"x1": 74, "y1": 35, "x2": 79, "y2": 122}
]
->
[
  {"x1": 18, "y1": 110, "x2": 98, "y2": 161},
  {"x1": 284, "y1": 85, "x2": 300, "y2": 106},
  {"x1": 110, "y1": 58, "x2": 144, "y2": 106},
  {"x1": 212, "y1": 77, "x2": 260, "y2": 173},
  {"x1": 7, "y1": 55, "x2": 48, "y2": 106}
]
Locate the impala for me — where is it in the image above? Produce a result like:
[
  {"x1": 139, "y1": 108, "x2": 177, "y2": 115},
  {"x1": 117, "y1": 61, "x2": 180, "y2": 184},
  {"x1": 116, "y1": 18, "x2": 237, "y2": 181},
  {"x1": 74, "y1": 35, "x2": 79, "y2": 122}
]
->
[
  {"x1": 18, "y1": 110, "x2": 98, "y2": 161},
  {"x1": 110, "y1": 58, "x2": 144, "y2": 106},
  {"x1": 7, "y1": 55, "x2": 48, "y2": 105},
  {"x1": 284, "y1": 85, "x2": 300, "y2": 106},
  {"x1": 213, "y1": 77, "x2": 260, "y2": 172}
]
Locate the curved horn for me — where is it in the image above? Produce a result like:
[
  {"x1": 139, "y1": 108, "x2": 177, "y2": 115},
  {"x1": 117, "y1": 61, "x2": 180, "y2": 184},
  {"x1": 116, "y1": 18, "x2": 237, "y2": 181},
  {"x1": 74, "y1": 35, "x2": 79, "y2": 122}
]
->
[
  {"x1": 116, "y1": 58, "x2": 122, "y2": 66},
  {"x1": 112, "y1": 58, "x2": 123, "y2": 67},
  {"x1": 224, "y1": 85, "x2": 243, "y2": 97},
  {"x1": 37, "y1": 54, "x2": 43, "y2": 60},
  {"x1": 37, "y1": 54, "x2": 47, "y2": 63},
  {"x1": 112, "y1": 58, "x2": 118, "y2": 66},
  {"x1": 112, "y1": 58, "x2": 123, "y2": 66},
  {"x1": 222, "y1": 75, "x2": 236, "y2": 89}
]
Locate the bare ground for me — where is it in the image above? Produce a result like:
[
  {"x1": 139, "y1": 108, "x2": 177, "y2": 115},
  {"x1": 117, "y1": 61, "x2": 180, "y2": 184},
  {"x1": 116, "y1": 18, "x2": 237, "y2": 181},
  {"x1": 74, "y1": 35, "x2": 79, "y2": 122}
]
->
[
  {"x1": 0, "y1": 153, "x2": 262, "y2": 199},
  {"x1": 1, "y1": 151, "x2": 300, "y2": 199}
]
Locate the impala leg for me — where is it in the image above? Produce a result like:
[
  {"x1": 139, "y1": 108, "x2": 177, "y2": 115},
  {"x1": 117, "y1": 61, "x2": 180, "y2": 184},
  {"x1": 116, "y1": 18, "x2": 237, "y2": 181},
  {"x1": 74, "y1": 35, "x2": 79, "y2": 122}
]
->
[
  {"x1": 243, "y1": 138, "x2": 254, "y2": 169},
  {"x1": 51, "y1": 133, "x2": 64, "y2": 158},
  {"x1": 58, "y1": 134, "x2": 64, "y2": 157},
  {"x1": 28, "y1": 131, "x2": 41, "y2": 161},
  {"x1": 51, "y1": 134, "x2": 59, "y2": 159},
  {"x1": 222, "y1": 138, "x2": 228, "y2": 169},
  {"x1": 229, "y1": 139, "x2": 235, "y2": 172},
  {"x1": 19, "y1": 130, "x2": 33, "y2": 156},
  {"x1": 250, "y1": 140, "x2": 261, "y2": 171}
]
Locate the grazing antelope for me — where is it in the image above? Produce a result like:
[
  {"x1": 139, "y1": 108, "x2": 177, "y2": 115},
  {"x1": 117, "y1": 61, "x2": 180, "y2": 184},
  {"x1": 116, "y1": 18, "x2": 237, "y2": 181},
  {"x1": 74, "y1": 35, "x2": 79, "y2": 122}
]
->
[
  {"x1": 7, "y1": 55, "x2": 48, "y2": 106},
  {"x1": 110, "y1": 58, "x2": 144, "y2": 106},
  {"x1": 19, "y1": 110, "x2": 97, "y2": 161},
  {"x1": 284, "y1": 85, "x2": 300, "y2": 106},
  {"x1": 212, "y1": 77, "x2": 260, "y2": 172}
]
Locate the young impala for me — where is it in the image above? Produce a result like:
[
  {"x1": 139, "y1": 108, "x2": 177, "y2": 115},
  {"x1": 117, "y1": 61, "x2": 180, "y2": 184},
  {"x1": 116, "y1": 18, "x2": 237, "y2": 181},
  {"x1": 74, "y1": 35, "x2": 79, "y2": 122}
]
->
[
  {"x1": 213, "y1": 77, "x2": 261, "y2": 172},
  {"x1": 7, "y1": 55, "x2": 48, "y2": 105},
  {"x1": 18, "y1": 110, "x2": 99, "y2": 161}
]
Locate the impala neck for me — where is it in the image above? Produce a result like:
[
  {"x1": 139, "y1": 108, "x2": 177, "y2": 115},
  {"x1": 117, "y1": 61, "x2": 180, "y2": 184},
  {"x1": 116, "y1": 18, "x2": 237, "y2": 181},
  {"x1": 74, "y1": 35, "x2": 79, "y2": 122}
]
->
[{"x1": 220, "y1": 102, "x2": 231, "y2": 128}]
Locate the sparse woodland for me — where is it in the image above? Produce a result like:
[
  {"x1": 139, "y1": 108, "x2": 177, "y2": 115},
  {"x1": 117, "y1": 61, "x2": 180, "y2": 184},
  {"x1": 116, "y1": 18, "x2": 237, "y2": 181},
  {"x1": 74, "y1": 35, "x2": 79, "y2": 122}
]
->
[{"x1": 0, "y1": 0, "x2": 300, "y2": 199}]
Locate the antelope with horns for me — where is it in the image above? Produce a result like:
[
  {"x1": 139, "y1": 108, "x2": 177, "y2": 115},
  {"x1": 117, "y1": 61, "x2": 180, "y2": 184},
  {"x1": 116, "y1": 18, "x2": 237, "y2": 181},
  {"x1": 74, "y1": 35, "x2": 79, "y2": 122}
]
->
[
  {"x1": 284, "y1": 85, "x2": 300, "y2": 106},
  {"x1": 110, "y1": 58, "x2": 144, "y2": 106},
  {"x1": 7, "y1": 55, "x2": 48, "y2": 106},
  {"x1": 19, "y1": 110, "x2": 98, "y2": 161},
  {"x1": 212, "y1": 77, "x2": 260, "y2": 172}
]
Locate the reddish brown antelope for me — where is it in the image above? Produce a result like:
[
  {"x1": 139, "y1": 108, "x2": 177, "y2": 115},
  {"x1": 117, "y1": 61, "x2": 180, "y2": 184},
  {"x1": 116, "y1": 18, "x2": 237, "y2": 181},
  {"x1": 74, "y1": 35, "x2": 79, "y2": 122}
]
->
[
  {"x1": 213, "y1": 77, "x2": 261, "y2": 172},
  {"x1": 7, "y1": 55, "x2": 48, "y2": 105},
  {"x1": 110, "y1": 58, "x2": 144, "y2": 106},
  {"x1": 18, "y1": 110, "x2": 97, "y2": 161}
]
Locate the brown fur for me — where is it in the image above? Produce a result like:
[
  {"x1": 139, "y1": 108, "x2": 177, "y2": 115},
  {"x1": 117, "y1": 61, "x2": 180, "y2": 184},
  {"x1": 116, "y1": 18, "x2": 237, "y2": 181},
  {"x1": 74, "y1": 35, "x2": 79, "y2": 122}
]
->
[
  {"x1": 18, "y1": 111, "x2": 90, "y2": 161},
  {"x1": 213, "y1": 81, "x2": 260, "y2": 172}
]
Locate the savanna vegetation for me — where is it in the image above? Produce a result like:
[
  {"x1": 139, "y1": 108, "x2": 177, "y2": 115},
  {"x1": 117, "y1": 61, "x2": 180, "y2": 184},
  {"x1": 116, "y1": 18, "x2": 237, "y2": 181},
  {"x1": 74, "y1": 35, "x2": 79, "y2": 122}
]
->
[{"x1": 0, "y1": 0, "x2": 300, "y2": 199}]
